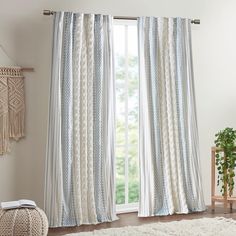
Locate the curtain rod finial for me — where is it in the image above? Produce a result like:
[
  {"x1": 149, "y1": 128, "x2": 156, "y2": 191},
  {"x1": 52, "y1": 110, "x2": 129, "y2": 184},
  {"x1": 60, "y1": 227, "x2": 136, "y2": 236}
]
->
[
  {"x1": 191, "y1": 19, "x2": 200, "y2": 24},
  {"x1": 43, "y1": 10, "x2": 54, "y2": 16}
]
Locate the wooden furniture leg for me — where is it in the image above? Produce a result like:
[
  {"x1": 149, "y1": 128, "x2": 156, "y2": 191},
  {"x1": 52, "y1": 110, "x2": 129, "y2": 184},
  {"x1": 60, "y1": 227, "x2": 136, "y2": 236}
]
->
[
  {"x1": 224, "y1": 199, "x2": 228, "y2": 214},
  {"x1": 211, "y1": 148, "x2": 215, "y2": 212},
  {"x1": 223, "y1": 154, "x2": 228, "y2": 214}
]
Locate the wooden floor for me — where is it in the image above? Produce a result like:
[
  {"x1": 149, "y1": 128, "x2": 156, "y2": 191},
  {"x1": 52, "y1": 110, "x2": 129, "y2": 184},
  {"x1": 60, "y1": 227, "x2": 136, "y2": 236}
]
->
[{"x1": 48, "y1": 206, "x2": 236, "y2": 235}]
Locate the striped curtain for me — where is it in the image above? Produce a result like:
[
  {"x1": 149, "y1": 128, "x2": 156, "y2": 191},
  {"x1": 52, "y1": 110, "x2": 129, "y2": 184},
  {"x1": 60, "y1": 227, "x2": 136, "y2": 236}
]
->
[
  {"x1": 138, "y1": 17, "x2": 206, "y2": 216},
  {"x1": 44, "y1": 12, "x2": 117, "y2": 227}
]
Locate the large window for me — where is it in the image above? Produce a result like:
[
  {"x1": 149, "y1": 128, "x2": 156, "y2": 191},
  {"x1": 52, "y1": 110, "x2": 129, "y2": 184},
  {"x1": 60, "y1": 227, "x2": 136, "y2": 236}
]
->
[{"x1": 114, "y1": 20, "x2": 139, "y2": 212}]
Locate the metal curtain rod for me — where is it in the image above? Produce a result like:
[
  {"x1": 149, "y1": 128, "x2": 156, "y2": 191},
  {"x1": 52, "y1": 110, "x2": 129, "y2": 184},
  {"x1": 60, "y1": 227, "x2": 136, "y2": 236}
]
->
[{"x1": 43, "y1": 10, "x2": 200, "y2": 24}]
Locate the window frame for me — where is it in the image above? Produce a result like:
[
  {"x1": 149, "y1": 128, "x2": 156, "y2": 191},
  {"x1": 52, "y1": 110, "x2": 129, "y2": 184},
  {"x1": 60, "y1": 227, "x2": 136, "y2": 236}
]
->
[{"x1": 113, "y1": 19, "x2": 139, "y2": 214}]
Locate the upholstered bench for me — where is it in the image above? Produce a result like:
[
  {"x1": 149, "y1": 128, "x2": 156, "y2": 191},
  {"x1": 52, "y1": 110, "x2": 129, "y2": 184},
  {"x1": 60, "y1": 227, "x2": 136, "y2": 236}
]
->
[{"x1": 0, "y1": 207, "x2": 48, "y2": 236}]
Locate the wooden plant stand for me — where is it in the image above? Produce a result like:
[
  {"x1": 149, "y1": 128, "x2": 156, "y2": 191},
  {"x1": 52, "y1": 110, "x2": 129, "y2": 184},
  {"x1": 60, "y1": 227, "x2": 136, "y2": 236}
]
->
[{"x1": 211, "y1": 146, "x2": 236, "y2": 213}]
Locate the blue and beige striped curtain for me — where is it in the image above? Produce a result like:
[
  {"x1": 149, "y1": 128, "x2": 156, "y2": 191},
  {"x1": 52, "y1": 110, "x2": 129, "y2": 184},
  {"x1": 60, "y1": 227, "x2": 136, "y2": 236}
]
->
[
  {"x1": 44, "y1": 12, "x2": 117, "y2": 227},
  {"x1": 138, "y1": 17, "x2": 206, "y2": 216},
  {"x1": 45, "y1": 13, "x2": 206, "y2": 226}
]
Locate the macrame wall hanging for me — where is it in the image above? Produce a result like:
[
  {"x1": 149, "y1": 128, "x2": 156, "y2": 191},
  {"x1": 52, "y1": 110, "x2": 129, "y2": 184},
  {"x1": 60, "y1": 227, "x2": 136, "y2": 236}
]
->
[
  {"x1": 0, "y1": 67, "x2": 25, "y2": 155},
  {"x1": 0, "y1": 44, "x2": 34, "y2": 155}
]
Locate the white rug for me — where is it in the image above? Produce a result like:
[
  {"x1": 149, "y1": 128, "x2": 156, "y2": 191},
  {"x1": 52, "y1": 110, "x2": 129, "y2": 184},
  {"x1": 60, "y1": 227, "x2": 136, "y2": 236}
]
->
[{"x1": 66, "y1": 217, "x2": 236, "y2": 236}]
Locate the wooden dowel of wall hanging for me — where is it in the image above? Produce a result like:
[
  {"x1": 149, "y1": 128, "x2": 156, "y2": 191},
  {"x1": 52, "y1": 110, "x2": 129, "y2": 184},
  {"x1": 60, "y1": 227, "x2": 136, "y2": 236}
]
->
[{"x1": 21, "y1": 67, "x2": 34, "y2": 72}]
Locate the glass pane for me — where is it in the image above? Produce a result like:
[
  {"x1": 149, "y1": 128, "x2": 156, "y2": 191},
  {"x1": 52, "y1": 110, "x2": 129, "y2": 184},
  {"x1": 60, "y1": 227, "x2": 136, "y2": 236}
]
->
[
  {"x1": 128, "y1": 25, "x2": 138, "y2": 56},
  {"x1": 116, "y1": 147, "x2": 125, "y2": 204},
  {"x1": 128, "y1": 146, "x2": 139, "y2": 203},
  {"x1": 114, "y1": 25, "x2": 125, "y2": 83},
  {"x1": 127, "y1": 25, "x2": 139, "y2": 204},
  {"x1": 128, "y1": 123, "x2": 138, "y2": 146},
  {"x1": 116, "y1": 83, "x2": 125, "y2": 147},
  {"x1": 115, "y1": 25, "x2": 126, "y2": 147},
  {"x1": 128, "y1": 24, "x2": 138, "y2": 147}
]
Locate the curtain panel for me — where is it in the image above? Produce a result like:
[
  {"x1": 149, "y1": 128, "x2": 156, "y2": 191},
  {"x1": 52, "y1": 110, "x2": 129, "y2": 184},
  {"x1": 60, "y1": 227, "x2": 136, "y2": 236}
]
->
[
  {"x1": 44, "y1": 12, "x2": 117, "y2": 227},
  {"x1": 138, "y1": 17, "x2": 206, "y2": 216}
]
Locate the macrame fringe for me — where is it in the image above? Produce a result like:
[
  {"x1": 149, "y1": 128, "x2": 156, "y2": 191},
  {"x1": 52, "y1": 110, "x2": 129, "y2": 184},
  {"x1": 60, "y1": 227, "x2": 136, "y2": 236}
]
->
[
  {"x1": 9, "y1": 110, "x2": 25, "y2": 141},
  {"x1": 0, "y1": 114, "x2": 10, "y2": 155}
]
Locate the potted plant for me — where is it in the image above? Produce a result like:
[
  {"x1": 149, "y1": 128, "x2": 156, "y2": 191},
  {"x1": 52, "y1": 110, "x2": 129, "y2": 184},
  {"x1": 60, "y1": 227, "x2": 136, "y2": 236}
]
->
[{"x1": 215, "y1": 127, "x2": 236, "y2": 196}]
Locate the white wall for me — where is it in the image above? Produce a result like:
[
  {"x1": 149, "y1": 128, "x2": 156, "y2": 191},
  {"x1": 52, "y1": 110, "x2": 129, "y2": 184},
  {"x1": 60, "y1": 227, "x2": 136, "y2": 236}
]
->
[
  {"x1": 0, "y1": 0, "x2": 236, "y2": 208},
  {"x1": 193, "y1": 0, "x2": 236, "y2": 203}
]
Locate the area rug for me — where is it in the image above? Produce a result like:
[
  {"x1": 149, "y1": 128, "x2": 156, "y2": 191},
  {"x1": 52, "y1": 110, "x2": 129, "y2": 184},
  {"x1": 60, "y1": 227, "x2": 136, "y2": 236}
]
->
[{"x1": 65, "y1": 217, "x2": 236, "y2": 236}]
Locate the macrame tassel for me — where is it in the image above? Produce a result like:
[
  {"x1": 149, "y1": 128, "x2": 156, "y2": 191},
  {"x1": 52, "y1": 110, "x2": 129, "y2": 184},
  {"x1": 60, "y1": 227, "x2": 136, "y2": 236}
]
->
[
  {"x1": 0, "y1": 77, "x2": 10, "y2": 155},
  {"x1": 9, "y1": 108, "x2": 25, "y2": 140},
  {"x1": 8, "y1": 77, "x2": 25, "y2": 140},
  {"x1": 0, "y1": 114, "x2": 10, "y2": 155}
]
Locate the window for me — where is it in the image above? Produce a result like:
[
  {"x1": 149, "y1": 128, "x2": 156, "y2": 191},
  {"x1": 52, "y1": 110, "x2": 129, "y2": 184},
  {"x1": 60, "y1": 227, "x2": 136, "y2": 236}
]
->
[{"x1": 114, "y1": 20, "x2": 139, "y2": 213}]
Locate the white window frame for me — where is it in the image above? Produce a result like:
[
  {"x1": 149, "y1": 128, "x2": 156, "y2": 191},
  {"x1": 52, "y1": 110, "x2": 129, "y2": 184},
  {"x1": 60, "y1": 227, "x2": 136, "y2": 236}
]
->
[{"x1": 114, "y1": 19, "x2": 139, "y2": 214}]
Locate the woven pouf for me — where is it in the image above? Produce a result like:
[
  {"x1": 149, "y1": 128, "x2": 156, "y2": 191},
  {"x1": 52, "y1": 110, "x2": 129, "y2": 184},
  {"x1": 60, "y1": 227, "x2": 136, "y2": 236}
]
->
[{"x1": 0, "y1": 207, "x2": 48, "y2": 236}]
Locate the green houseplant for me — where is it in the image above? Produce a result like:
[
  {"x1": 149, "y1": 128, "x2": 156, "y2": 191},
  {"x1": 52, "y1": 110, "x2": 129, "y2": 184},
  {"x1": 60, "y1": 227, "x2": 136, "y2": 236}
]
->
[{"x1": 215, "y1": 127, "x2": 236, "y2": 196}]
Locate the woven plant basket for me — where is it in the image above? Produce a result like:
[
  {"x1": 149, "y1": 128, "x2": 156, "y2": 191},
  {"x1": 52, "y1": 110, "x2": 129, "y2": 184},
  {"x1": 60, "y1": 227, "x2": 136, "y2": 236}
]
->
[{"x1": 0, "y1": 207, "x2": 48, "y2": 236}]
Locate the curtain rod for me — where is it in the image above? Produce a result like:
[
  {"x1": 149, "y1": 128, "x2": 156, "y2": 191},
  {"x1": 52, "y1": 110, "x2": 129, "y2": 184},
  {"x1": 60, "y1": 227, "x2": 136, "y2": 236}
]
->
[{"x1": 43, "y1": 10, "x2": 200, "y2": 24}]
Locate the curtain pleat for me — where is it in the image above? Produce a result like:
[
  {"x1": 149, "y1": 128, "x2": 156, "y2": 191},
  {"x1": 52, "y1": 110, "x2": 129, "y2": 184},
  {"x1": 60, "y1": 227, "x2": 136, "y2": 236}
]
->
[
  {"x1": 138, "y1": 17, "x2": 205, "y2": 217},
  {"x1": 45, "y1": 12, "x2": 117, "y2": 227},
  {"x1": 61, "y1": 12, "x2": 75, "y2": 226},
  {"x1": 44, "y1": 12, "x2": 63, "y2": 227},
  {"x1": 93, "y1": 15, "x2": 116, "y2": 223}
]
